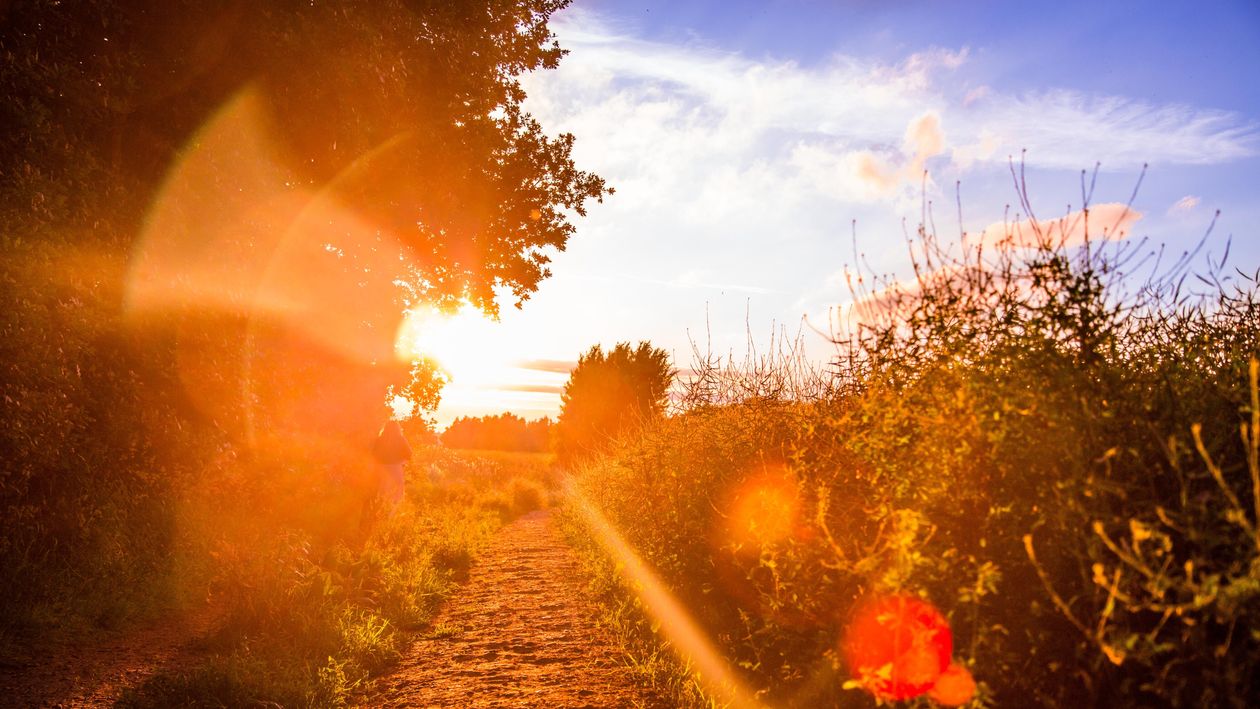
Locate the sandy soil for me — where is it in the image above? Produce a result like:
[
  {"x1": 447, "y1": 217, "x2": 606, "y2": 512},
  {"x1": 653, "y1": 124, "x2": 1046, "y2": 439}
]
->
[
  {"x1": 367, "y1": 509, "x2": 664, "y2": 708},
  {"x1": 0, "y1": 602, "x2": 223, "y2": 708}
]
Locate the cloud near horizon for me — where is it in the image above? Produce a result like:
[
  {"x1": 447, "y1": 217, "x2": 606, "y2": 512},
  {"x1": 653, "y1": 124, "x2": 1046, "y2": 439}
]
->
[{"x1": 970, "y1": 203, "x2": 1143, "y2": 249}]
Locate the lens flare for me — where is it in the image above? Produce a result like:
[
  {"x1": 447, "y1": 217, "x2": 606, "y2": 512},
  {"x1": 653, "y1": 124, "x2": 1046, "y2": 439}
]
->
[
  {"x1": 842, "y1": 594, "x2": 953, "y2": 701},
  {"x1": 720, "y1": 463, "x2": 801, "y2": 551},
  {"x1": 568, "y1": 481, "x2": 762, "y2": 709},
  {"x1": 388, "y1": 393, "x2": 417, "y2": 420},
  {"x1": 394, "y1": 304, "x2": 506, "y2": 385},
  {"x1": 126, "y1": 86, "x2": 420, "y2": 451},
  {"x1": 928, "y1": 662, "x2": 977, "y2": 706}
]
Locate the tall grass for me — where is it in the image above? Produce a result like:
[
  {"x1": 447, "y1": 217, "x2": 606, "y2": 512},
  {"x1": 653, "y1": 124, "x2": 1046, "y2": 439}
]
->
[{"x1": 567, "y1": 181, "x2": 1260, "y2": 706}]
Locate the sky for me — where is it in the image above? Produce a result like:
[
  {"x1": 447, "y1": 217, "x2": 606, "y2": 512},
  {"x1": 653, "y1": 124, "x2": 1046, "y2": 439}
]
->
[{"x1": 419, "y1": 0, "x2": 1260, "y2": 427}]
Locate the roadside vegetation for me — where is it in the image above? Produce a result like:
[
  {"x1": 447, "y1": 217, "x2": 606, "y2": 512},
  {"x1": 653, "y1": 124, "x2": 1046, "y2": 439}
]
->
[
  {"x1": 564, "y1": 186, "x2": 1260, "y2": 707},
  {"x1": 119, "y1": 446, "x2": 552, "y2": 707},
  {"x1": 555, "y1": 341, "x2": 674, "y2": 465}
]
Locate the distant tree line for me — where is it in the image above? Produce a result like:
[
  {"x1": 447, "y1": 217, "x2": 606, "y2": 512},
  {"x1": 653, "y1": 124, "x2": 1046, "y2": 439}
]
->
[
  {"x1": 441, "y1": 413, "x2": 552, "y2": 453},
  {"x1": 439, "y1": 339, "x2": 675, "y2": 458}
]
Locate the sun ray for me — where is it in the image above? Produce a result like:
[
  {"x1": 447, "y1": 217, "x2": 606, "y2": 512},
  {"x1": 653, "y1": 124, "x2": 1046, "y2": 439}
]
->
[{"x1": 566, "y1": 480, "x2": 763, "y2": 709}]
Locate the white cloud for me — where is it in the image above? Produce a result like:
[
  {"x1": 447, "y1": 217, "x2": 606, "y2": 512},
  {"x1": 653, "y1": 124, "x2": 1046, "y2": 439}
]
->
[
  {"x1": 1168, "y1": 195, "x2": 1201, "y2": 215},
  {"x1": 526, "y1": 9, "x2": 1256, "y2": 182}
]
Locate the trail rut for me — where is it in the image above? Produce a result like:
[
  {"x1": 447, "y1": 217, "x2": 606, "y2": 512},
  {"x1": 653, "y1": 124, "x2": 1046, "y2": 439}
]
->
[{"x1": 367, "y1": 509, "x2": 662, "y2": 708}]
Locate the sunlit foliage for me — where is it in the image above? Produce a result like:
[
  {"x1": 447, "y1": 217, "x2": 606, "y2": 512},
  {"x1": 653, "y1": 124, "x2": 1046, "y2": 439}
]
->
[
  {"x1": 566, "y1": 185, "x2": 1260, "y2": 706},
  {"x1": 0, "y1": 0, "x2": 602, "y2": 662},
  {"x1": 554, "y1": 341, "x2": 673, "y2": 464},
  {"x1": 118, "y1": 448, "x2": 554, "y2": 707}
]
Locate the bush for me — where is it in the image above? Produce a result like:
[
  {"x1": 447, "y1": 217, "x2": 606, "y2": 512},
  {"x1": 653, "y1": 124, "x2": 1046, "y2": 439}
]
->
[{"x1": 566, "y1": 190, "x2": 1260, "y2": 706}]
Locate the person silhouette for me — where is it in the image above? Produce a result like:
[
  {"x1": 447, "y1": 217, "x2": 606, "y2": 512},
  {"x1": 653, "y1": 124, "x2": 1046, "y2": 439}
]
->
[{"x1": 372, "y1": 418, "x2": 412, "y2": 508}]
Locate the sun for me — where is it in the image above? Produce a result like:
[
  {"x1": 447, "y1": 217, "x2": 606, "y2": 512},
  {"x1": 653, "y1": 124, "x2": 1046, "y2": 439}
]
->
[{"x1": 394, "y1": 303, "x2": 509, "y2": 388}]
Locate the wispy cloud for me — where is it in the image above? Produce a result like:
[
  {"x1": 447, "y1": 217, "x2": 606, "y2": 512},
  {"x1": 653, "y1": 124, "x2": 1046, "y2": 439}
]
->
[
  {"x1": 961, "y1": 91, "x2": 1258, "y2": 168},
  {"x1": 517, "y1": 359, "x2": 577, "y2": 374},
  {"x1": 502, "y1": 384, "x2": 565, "y2": 395},
  {"x1": 527, "y1": 8, "x2": 1257, "y2": 191},
  {"x1": 1167, "y1": 195, "x2": 1201, "y2": 215}
]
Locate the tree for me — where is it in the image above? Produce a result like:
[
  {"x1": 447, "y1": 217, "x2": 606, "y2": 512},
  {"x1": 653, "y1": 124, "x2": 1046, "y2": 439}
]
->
[
  {"x1": 4, "y1": 0, "x2": 609, "y2": 321},
  {"x1": 554, "y1": 342, "x2": 673, "y2": 464},
  {"x1": 0, "y1": 0, "x2": 605, "y2": 624}
]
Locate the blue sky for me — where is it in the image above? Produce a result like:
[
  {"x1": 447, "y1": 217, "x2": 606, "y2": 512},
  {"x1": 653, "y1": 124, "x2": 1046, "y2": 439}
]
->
[
  {"x1": 611, "y1": 0, "x2": 1260, "y2": 113},
  {"x1": 425, "y1": 0, "x2": 1260, "y2": 426}
]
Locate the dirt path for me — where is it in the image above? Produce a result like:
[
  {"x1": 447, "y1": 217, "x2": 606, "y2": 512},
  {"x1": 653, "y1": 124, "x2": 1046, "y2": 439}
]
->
[
  {"x1": 0, "y1": 602, "x2": 223, "y2": 708},
  {"x1": 367, "y1": 509, "x2": 663, "y2": 708}
]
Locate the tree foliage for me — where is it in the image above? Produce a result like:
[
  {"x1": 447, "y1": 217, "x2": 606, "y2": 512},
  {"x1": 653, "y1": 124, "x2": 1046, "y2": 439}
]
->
[
  {"x1": 0, "y1": 0, "x2": 603, "y2": 633},
  {"x1": 555, "y1": 342, "x2": 673, "y2": 464},
  {"x1": 2, "y1": 0, "x2": 607, "y2": 310}
]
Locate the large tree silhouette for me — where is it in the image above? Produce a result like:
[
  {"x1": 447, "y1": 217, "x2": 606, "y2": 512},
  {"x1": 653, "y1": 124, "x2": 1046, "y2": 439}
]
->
[{"x1": 2, "y1": 0, "x2": 607, "y2": 311}]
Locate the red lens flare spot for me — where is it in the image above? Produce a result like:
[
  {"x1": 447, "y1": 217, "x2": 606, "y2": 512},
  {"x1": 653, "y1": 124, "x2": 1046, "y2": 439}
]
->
[
  {"x1": 843, "y1": 594, "x2": 953, "y2": 701},
  {"x1": 928, "y1": 662, "x2": 977, "y2": 706}
]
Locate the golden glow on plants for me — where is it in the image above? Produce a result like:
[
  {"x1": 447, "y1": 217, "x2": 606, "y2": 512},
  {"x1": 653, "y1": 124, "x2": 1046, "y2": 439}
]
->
[
  {"x1": 568, "y1": 483, "x2": 763, "y2": 709},
  {"x1": 719, "y1": 463, "x2": 802, "y2": 550}
]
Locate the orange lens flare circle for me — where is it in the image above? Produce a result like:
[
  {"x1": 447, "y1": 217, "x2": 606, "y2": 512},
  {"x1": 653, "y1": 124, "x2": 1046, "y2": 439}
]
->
[
  {"x1": 842, "y1": 594, "x2": 953, "y2": 701},
  {"x1": 716, "y1": 463, "x2": 803, "y2": 552},
  {"x1": 707, "y1": 463, "x2": 823, "y2": 630},
  {"x1": 928, "y1": 662, "x2": 977, "y2": 706}
]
